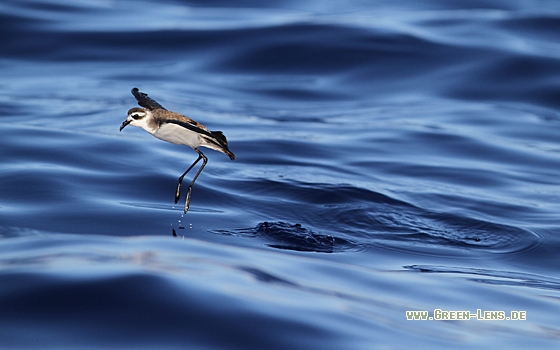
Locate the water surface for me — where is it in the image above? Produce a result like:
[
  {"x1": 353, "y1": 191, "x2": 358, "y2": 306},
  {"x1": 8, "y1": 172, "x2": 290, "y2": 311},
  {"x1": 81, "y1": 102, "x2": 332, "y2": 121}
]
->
[{"x1": 1, "y1": 0, "x2": 560, "y2": 348}]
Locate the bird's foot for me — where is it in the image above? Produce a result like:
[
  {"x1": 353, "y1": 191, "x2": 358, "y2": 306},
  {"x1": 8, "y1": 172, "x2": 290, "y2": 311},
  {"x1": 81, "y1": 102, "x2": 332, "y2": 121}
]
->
[
  {"x1": 174, "y1": 183, "x2": 182, "y2": 204},
  {"x1": 184, "y1": 188, "x2": 192, "y2": 214}
]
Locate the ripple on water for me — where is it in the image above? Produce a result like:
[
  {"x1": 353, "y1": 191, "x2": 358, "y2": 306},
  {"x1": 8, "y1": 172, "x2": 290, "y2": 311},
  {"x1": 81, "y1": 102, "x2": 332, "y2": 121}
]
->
[
  {"x1": 322, "y1": 200, "x2": 541, "y2": 256},
  {"x1": 210, "y1": 181, "x2": 541, "y2": 257},
  {"x1": 404, "y1": 265, "x2": 560, "y2": 292}
]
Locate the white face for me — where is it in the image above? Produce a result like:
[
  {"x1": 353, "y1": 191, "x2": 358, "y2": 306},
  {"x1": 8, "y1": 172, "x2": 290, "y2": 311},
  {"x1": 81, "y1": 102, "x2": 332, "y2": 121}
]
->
[{"x1": 120, "y1": 109, "x2": 155, "y2": 133}]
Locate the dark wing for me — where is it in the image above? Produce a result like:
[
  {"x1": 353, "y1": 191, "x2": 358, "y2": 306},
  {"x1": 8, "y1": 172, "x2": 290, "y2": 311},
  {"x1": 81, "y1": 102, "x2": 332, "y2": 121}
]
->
[
  {"x1": 210, "y1": 131, "x2": 228, "y2": 145},
  {"x1": 131, "y1": 88, "x2": 167, "y2": 111},
  {"x1": 164, "y1": 119, "x2": 214, "y2": 139}
]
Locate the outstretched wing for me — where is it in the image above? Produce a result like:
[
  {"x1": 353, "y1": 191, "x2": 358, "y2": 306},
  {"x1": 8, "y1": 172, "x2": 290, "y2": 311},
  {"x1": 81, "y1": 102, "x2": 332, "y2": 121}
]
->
[{"x1": 131, "y1": 88, "x2": 167, "y2": 110}]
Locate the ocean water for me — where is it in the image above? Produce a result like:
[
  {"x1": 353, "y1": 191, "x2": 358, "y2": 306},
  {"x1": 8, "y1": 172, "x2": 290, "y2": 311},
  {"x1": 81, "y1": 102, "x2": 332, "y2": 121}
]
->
[{"x1": 1, "y1": 0, "x2": 560, "y2": 348}]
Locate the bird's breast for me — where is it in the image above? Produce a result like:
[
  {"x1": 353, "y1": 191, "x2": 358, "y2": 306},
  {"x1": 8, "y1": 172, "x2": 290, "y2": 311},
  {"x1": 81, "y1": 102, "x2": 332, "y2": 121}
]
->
[{"x1": 153, "y1": 123, "x2": 201, "y2": 148}]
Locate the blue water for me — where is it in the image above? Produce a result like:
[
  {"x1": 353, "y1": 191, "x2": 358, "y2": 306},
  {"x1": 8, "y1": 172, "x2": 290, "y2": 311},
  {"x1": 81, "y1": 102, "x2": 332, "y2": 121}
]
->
[{"x1": 1, "y1": 0, "x2": 560, "y2": 348}]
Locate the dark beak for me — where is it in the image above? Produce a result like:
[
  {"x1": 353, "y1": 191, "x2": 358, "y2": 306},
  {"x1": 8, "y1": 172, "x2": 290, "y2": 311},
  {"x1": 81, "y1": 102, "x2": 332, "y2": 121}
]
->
[{"x1": 120, "y1": 119, "x2": 131, "y2": 131}]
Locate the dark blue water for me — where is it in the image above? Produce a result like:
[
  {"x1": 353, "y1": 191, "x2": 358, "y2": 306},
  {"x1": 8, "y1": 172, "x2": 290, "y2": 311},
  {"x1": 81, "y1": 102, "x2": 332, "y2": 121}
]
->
[{"x1": 1, "y1": 0, "x2": 560, "y2": 348}]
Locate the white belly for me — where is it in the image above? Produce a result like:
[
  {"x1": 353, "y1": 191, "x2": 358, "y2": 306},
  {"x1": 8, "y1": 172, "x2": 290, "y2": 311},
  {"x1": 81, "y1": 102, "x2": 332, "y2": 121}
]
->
[{"x1": 153, "y1": 123, "x2": 200, "y2": 148}]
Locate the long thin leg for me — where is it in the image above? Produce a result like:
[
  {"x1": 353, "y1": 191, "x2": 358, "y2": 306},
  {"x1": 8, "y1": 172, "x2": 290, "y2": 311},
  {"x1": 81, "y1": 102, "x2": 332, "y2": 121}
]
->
[
  {"x1": 175, "y1": 152, "x2": 203, "y2": 204},
  {"x1": 184, "y1": 149, "x2": 208, "y2": 213}
]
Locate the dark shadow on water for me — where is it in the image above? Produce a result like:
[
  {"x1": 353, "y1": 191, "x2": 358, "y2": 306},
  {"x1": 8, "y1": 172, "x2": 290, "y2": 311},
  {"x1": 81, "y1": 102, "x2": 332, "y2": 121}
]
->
[{"x1": 213, "y1": 221, "x2": 354, "y2": 253}]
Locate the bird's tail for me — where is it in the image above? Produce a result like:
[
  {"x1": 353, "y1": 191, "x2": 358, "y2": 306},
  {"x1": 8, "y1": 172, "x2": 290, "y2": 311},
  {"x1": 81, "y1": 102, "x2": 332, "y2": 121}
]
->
[{"x1": 210, "y1": 131, "x2": 235, "y2": 160}]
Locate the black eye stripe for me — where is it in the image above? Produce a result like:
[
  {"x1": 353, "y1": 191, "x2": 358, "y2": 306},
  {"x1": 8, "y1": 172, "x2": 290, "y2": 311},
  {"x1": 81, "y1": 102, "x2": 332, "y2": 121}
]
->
[{"x1": 132, "y1": 113, "x2": 143, "y2": 120}]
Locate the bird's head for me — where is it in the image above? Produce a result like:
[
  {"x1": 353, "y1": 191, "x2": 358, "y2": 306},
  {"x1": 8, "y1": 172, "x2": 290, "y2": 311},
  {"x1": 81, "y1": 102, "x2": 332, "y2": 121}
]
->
[{"x1": 120, "y1": 108, "x2": 152, "y2": 132}]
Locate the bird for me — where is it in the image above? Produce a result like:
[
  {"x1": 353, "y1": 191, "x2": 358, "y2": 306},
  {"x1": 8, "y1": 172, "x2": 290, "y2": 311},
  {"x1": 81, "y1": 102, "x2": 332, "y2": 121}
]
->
[{"x1": 120, "y1": 88, "x2": 235, "y2": 213}]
